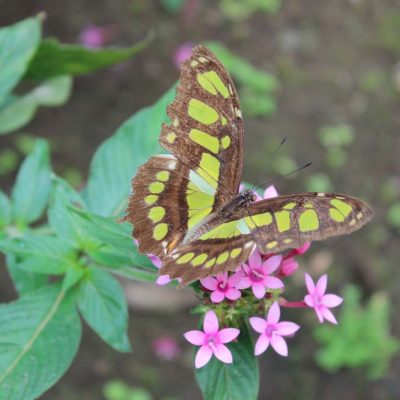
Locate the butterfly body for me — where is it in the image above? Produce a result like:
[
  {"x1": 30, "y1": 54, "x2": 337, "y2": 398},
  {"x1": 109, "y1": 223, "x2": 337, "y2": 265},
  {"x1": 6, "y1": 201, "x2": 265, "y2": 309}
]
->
[{"x1": 125, "y1": 46, "x2": 373, "y2": 285}]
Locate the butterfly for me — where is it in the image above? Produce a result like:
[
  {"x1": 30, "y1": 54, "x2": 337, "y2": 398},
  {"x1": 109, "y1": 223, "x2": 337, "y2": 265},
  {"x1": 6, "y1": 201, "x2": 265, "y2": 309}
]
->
[{"x1": 125, "y1": 45, "x2": 373, "y2": 285}]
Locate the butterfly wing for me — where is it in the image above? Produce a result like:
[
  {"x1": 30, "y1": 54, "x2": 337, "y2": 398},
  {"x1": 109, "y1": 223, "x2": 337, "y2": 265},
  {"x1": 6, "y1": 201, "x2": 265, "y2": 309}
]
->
[
  {"x1": 160, "y1": 230, "x2": 256, "y2": 284},
  {"x1": 126, "y1": 155, "x2": 216, "y2": 257},
  {"x1": 160, "y1": 45, "x2": 244, "y2": 212},
  {"x1": 246, "y1": 192, "x2": 373, "y2": 254},
  {"x1": 127, "y1": 45, "x2": 244, "y2": 257},
  {"x1": 160, "y1": 192, "x2": 373, "y2": 284}
]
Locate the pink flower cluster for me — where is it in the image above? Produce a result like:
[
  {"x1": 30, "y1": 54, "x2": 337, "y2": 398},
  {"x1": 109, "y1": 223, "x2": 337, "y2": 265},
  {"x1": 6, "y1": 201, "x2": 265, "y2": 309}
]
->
[
  {"x1": 138, "y1": 185, "x2": 344, "y2": 369},
  {"x1": 184, "y1": 264, "x2": 343, "y2": 368}
]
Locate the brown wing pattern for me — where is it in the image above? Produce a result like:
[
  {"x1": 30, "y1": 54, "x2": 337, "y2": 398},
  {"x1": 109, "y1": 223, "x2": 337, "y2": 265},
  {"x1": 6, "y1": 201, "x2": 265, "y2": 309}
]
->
[
  {"x1": 246, "y1": 192, "x2": 373, "y2": 254},
  {"x1": 159, "y1": 45, "x2": 244, "y2": 207},
  {"x1": 160, "y1": 235, "x2": 256, "y2": 284},
  {"x1": 125, "y1": 155, "x2": 191, "y2": 257}
]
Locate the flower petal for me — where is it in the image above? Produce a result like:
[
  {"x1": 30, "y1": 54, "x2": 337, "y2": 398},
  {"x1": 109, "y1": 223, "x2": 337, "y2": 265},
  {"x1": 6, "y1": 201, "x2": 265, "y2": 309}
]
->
[
  {"x1": 218, "y1": 328, "x2": 240, "y2": 344},
  {"x1": 276, "y1": 322, "x2": 300, "y2": 336},
  {"x1": 156, "y1": 274, "x2": 171, "y2": 286},
  {"x1": 226, "y1": 288, "x2": 241, "y2": 301},
  {"x1": 184, "y1": 330, "x2": 205, "y2": 345},
  {"x1": 264, "y1": 185, "x2": 278, "y2": 199},
  {"x1": 315, "y1": 306, "x2": 324, "y2": 323},
  {"x1": 200, "y1": 277, "x2": 218, "y2": 291},
  {"x1": 249, "y1": 317, "x2": 267, "y2": 333},
  {"x1": 252, "y1": 283, "x2": 266, "y2": 299},
  {"x1": 203, "y1": 310, "x2": 219, "y2": 334},
  {"x1": 235, "y1": 276, "x2": 251, "y2": 289},
  {"x1": 241, "y1": 263, "x2": 250, "y2": 274},
  {"x1": 149, "y1": 254, "x2": 162, "y2": 269},
  {"x1": 264, "y1": 276, "x2": 284, "y2": 289},
  {"x1": 322, "y1": 294, "x2": 343, "y2": 308},
  {"x1": 254, "y1": 334, "x2": 270, "y2": 355},
  {"x1": 280, "y1": 258, "x2": 298, "y2": 277},
  {"x1": 304, "y1": 294, "x2": 314, "y2": 308},
  {"x1": 195, "y1": 345, "x2": 213, "y2": 368},
  {"x1": 321, "y1": 307, "x2": 338, "y2": 324},
  {"x1": 267, "y1": 301, "x2": 281, "y2": 324},
  {"x1": 216, "y1": 272, "x2": 229, "y2": 283},
  {"x1": 305, "y1": 273, "x2": 315, "y2": 294},
  {"x1": 210, "y1": 290, "x2": 225, "y2": 304},
  {"x1": 270, "y1": 335, "x2": 288, "y2": 356},
  {"x1": 316, "y1": 274, "x2": 327, "y2": 295},
  {"x1": 214, "y1": 343, "x2": 233, "y2": 364},
  {"x1": 249, "y1": 249, "x2": 262, "y2": 268},
  {"x1": 262, "y1": 255, "x2": 282, "y2": 274},
  {"x1": 228, "y1": 272, "x2": 244, "y2": 287},
  {"x1": 295, "y1": 242, "x2": 311, "y2": 255}
]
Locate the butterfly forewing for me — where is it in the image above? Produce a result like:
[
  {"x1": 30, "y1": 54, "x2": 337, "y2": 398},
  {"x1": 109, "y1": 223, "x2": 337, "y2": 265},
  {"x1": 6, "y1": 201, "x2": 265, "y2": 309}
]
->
[
  {"x1": 246, "y1": 193, "x2": 373, "y2": 254},
  {"x1": 160, "y1": 45, "x2": 244, "y2": 225}
]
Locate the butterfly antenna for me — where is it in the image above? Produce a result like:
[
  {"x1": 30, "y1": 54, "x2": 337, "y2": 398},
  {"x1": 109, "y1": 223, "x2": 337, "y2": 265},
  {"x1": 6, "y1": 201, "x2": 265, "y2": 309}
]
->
[
  {"x1": 251, "y1": 162, "x2": 312, "y2": 194},
  {"x1": 254, "y1": 137, "x2": 287, "y2": 186}
]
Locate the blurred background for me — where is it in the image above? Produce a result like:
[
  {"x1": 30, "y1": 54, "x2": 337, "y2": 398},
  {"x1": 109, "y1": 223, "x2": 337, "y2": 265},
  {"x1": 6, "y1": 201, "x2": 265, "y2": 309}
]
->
[{"x1": 0, "y1": 0, "x2": 399, "y2": 399}]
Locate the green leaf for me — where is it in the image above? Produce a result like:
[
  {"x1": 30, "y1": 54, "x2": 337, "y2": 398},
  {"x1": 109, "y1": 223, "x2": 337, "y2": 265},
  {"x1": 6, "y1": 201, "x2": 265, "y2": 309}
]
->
[
  {"x1": 11, "y1": 139, "x2": 52, "y2": 225},
  {"x1": 0, "y1": 284, "x2": 81, "y2": 400},
  {"x1": 66, "y1": 206, "x2": 154, "y2": 269},
  {"x1": 5, "y1": 254, "x2": 48, "y2": 295},
  {"x1": 87, "y1": 245, "x2": 135, "y2": 268},
  {"x1": 0, "y1": 189, "x2": 12, "y2": 228},
  {"x1": 0, "y1": 76, "x2": 72, "y2": 135},
  {"x1": 69, "y1": 207, "x2": 134, "y2": 252},
  {"x1": 84, "y1": 86, "x2": 175, "y2": 216},
  {"x1": 78, "y1": 267, "x2": 131, "y2": 352},
  {"x1": 62, "y1": 265, "x2": 85, "y2": 292},
  {"x1": 0, "y1": 234, "x2": 76, "y2": 275},
  {"x1": 195, "y1": 323, "x2": 259, "y2": 400},
  {"x1": 0, "y1": 17, "x2": 41, "y2": 101},
  {"x1": 25, "y1": 34, "x2": 152, "y2": 80},
  {"x1": 48, "y1": 176, "x2": 87, "y2": 246},
  {"x1": 108, "y1": 265, "x2": 157, "y2": 283}
]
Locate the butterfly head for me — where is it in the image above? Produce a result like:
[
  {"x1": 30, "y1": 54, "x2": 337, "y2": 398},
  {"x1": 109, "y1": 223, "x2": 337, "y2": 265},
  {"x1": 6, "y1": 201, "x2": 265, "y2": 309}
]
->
[{"x1": 241, "y1": 189, "x2": 257, "y2": 204}]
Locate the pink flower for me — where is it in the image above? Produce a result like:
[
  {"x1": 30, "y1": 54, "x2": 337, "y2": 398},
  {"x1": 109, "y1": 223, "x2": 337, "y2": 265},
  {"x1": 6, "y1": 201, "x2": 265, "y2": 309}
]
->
[
  {"x1": 149, "y1": 254, "x2": 173, "y2": 286},
  {"x1": 200, "y1": 273, "x2": 242, "y2": 303},
  {"x1": 260, "y1": 184, "x2": 279, "y2": 200},
  {"x1": 286, "y1": 242, "x2": 311, "y2": 258},
  {"x1": 304, "y1": 273, "x2": 343, "y2": 324},
  {"x1": 184, "y1": 310, "x2": 240, "y2": 368},
  {"x1": 235, "y1": 250, "x2": 284, "y2": 298},
  {"x1": 152, "y1": 336, "x2": 180, "y2": 360},
  {"x1": 79, "y1": 25, "x2": 114, "y2": 48},
  {"x1": 278, "y1": 257, "x2": 299, "y2": 277},
  {"x1": 173, "y1": 43, "x2": 193, "y2": 68},
  {"x1": 249, "y1": 302, "x2": 300, "y2": 356}
]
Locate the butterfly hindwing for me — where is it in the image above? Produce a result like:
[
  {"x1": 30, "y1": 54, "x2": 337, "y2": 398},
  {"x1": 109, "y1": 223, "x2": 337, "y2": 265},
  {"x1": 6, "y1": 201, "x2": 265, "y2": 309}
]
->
[
  {"x1": 160, "y1": 45, "x2": 244, "y2": 219},
  {"x1": 160, "y1": 236, "x2": 256, "y2": 284},
  {"x1": 126, "y1": 155, "x2": 189, "y2": 256}
]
